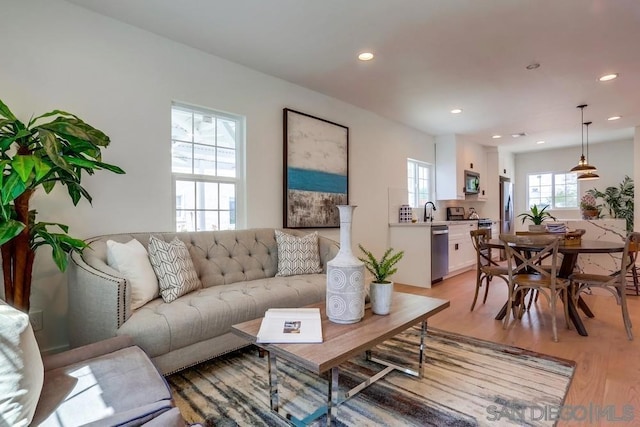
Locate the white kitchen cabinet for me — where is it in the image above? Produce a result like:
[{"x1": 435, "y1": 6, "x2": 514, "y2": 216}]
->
[
  {"x1": 436, "y1": 136, "x2": 488, "y2": 201},
  {"x1": 447, "y1": 222, "x2": 476, "y2": 275}
]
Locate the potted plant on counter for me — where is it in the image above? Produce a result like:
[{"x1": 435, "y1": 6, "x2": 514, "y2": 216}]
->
[
  {"x1": 358, "y1": 244, "x2": 404, "y2": 315},
  {"x1": 517, "y1": 204, "x2": 556, "y2": 232},
  {"x1": 579, "y1": 194, "x2": 600, "y2": 220}
]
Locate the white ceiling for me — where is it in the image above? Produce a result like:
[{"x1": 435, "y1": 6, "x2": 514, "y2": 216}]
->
[{"x1": 65, "y1": 0, "x2": 640, "y2": 153}]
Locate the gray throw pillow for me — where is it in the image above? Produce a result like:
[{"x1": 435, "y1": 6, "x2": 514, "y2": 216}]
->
[
  {"x1": 148, "y1": 236, "x2": 201, "y2": 303},
  {"x1": 275, "y1": 230, "x2": 323, "y2": 277}
]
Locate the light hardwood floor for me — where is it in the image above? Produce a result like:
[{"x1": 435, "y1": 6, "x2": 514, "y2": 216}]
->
[{"x1": 396, "y1": 270, "x2": 640, "y2": 427}]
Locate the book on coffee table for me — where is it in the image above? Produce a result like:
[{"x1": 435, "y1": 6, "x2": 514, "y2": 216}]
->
[{"x1": 256, "y1": 308, "x2": 323, "y2": 343}]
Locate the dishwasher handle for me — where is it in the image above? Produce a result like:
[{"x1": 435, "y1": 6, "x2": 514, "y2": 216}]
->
[{"x1": 432, "y1": 229, "x2": 449, "y2": 235}]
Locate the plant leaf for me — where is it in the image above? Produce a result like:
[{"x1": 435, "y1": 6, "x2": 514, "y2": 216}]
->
[
  {"x1": 11, "y1": 155, "x2": 35, "y2": 183},
  {"x1": 39, "y1": 128, "x2": 70, "y2": 171},
  {"x1": 0, "y1": 99, "x2": 17, "y2": 121},
  {"x1": 1, "y1": 171, "x2": 27, "y2": 204},
  {"x1": 0, "y1": 219, "x2": 25, "y2": 246}
]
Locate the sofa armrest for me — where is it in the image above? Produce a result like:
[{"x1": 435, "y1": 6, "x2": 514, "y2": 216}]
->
[
  {"x1": 43, "y1": 335, "x2": 135, "y2": 371},
  {"x1": 67, "y1": 250, "x2": 131, "y2": 348},
  {"x1": 142, "y1": 407, "x2": 188, "y2": 427}
]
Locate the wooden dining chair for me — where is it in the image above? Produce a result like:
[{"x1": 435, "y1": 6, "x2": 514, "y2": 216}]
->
[
  {"x1": 500, "y1": 233, "x2": 570, "y2": 342},
  {"x1": 469, "y1": 229, "x2": 509, "y2": 311},
  {"x1": 569, "y1": 232, "x2": 639, "y2": 340}
]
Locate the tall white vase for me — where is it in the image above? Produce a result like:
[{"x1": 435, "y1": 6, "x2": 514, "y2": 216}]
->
[{"x1": 326, "y1": 205, "x2": 365, "y2": 324}]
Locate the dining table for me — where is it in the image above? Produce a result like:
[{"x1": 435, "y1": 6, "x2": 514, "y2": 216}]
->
[{"x1": 486, "y1": 238, "x2": 625, "y2": 336}]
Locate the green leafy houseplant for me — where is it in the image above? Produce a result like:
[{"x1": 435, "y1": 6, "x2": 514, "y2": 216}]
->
[
  {"x1": 358, "y1": 244, "x2": 404, "y2": 283},
  {"x1": 517, "y1": 204, "x2": 556, "y2": 225},
  {"x1": 586, "y1": 175, "x2": 634, "y2": 232},
  {"x1": 0, "y1": 99, "x2": 125, "y2": 311}
]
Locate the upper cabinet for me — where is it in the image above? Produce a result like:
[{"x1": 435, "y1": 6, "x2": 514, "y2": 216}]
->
[
  {"x1": 498, "y1": 149, "x2": 515, "y2": 180},
  {"x1": 435, "y1": 135, "x2": 487, "y2": 201}
]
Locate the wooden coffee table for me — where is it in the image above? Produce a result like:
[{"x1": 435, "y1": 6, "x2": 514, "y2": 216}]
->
[{"x1": 231, "y1": 292, "x2": 449, "y2": 426}]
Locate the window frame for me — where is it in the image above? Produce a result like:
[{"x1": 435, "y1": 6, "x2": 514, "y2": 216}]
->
[
  {"x1": 171, "y1": 102, "x2": 245, "y2": 231},
  {"x1": 407, "y1": 158, "x2": 434, "y2": 208},
  {"x1": 525, "y1": 171, "x2": 578, "y2": 210}
]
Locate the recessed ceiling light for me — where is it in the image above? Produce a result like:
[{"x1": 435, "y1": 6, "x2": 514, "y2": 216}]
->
[
  {"x1": 536, "y1": 140, "x2": 545, "y2": 144},
  {"x1": 492, "y1": 134, "x2": 502, "y2": 139},
  {"x1": 607, "y1": 115, "x2": 622, "y2": 121},
  {"x1": 599, "y1": 73, "x2": 618, "y2": 82},
  {"x1": 450, "y1": 108, "x2": 463, "y2": 114},
  {"x1": 358, "y1": 52, "x2": 374, "y2": 61},
  {"x1": 511, "y1": 132, "x2": 526, "y2": 138}
]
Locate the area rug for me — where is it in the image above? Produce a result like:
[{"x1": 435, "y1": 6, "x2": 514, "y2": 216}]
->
[{"x1": 167, "y1": 328, "x2": 575, "y2": 426}]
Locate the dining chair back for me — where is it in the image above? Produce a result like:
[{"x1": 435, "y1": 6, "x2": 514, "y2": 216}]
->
[
  {"x1": 469, "y1": 229, "x2": 509, "y2": 311},
  {"x1": 568, "y1": 232, "x2": 639, "y2": 340},
  {"x1": 499, "y1": 233, "x2": 570, "y2": 342}
]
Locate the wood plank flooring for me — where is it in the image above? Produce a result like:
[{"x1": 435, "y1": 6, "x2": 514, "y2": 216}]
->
[{"x1": 396, "y1": 270, "x2": 640, "y2": 427}]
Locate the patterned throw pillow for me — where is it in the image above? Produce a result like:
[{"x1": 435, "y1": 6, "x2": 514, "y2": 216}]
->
[
  {"x1": 275, "y1": 230, "x2": 323, "y2": 277},
  {"x1": 148, "y1": 236, "x2": 201, "y2": 303}
]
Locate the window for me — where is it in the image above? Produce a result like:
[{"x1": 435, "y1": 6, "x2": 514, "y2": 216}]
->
[
  {"x1": 407, "y1": 159, "x2": 433, "y2": 208},
  {"x1": 171, "y1": 103, "x2": 244, "y2": 231},
  {"x1": 526, "y1": 172, "x2": 578, "y2": 209}
]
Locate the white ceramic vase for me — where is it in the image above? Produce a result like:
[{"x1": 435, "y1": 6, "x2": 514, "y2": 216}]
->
[
  {"x1": 326, "y1": 205, "x2": 365, "y2": 324},
  {"x1": 370, "y1": 282, "x2": 393, "y2": 315}
]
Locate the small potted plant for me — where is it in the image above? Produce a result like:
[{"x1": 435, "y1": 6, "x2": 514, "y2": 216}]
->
[
  {"x1": 517, "y1": 204, "x2": 556, "y2": 232},
  {"x1": 580, "y1": 194, "x2": 599, "y2": 220},
  {"x1": 358, "y1": 244, "x2": 404, "y2": 315}
]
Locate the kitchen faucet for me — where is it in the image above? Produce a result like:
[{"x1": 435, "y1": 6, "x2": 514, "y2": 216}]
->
[{"x1": 424, "y1": 201, "x2": 436, "y2": 222}]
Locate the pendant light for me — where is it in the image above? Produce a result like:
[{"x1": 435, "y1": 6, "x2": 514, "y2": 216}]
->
[
  {"x1": 570, "y1": 104, "x2": 597, "y2": 173},
  {"x1": 578, "y1": 121, "x2": 600, "y2": 180}
]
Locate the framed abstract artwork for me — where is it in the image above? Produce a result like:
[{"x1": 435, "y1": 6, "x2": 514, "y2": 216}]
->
[{"x1": 283, "y1": 109, "x2": 349, "y2": 228}]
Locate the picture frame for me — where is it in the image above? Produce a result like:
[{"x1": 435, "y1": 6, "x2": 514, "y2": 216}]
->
[{"x1": 283, "y1": 108, "x2": 349, "y2": 228}]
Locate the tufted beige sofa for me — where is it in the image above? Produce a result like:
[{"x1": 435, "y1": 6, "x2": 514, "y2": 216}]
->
[{"x1": 68, "y1": 228, "x2": 338, "y2": 375}]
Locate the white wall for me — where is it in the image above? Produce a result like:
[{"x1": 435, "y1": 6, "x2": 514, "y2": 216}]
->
[
  {"x1": 514, "y1": 139, "x2": 633, "y2": 230},
  {"x1": 1, "y1": 0, "x2": 434, "y2": 351}
]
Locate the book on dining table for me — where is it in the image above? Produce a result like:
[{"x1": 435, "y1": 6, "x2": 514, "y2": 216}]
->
[{"x1": 256, "y1": 308, "x2": 323, "y2": 343}]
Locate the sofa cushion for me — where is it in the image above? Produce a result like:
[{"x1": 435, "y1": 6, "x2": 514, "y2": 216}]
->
[
  {"x1": 117, "y1": 274, "x2": 327, "y2": 357},
  {"x1": 148, "y1": 236, "x2": 201, "y2": 303},
  {"x1": 275, "y1": 230, "x2": 323, "y2": 276},
  {"x1": 0, "y1": 300, "x2": 44, "y2": 427},
  {"x1": 107, "y1": 239, "x2": 159, "y2": 310}
]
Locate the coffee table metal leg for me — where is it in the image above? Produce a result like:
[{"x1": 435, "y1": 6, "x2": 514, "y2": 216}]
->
[
  {"x1": 327, "y1": 367, "x2": 339, "y2": 426},
  {"x1": 267, "y1": 351, "x2": 279, "y2": 412},
  {"x1": 418, "y1": 320, "x2": 426, "y2": 378}
]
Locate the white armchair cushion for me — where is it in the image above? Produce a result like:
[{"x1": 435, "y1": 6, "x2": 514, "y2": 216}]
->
[
  {"x1": 107, "y1": 239, "x2": 159, "y2": 310},
  {"x1": 275, "y1": 230, "x2": 323, "y2": 276},
  {"x1": 0, "y1": 299, "x2": 44, "y2": 427}
]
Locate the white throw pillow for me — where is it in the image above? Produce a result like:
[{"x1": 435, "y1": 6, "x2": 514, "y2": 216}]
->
[
  {"x1": 275, "y1": 230, "x2": 323, "y2": 277},
  {"x1": 148, "y1": 236, "x2": 202, "y2": 303},
  {"x1": 107, "y1": 239, "x2": 159, "y2": 310},
  {"x1": 0, "y1": 300, "x2": 44, "y2": 427}
]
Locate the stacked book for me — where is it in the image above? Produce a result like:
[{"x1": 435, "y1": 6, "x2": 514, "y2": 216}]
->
[{"x1": 545, "y1": 223, "x2": 567, "y2": 234}]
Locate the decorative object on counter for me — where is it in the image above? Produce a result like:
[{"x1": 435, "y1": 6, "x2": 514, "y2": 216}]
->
[
  {"x1": 586, "y1": 175, "x2": 634, "y2": 232},
  {"x1": 569, "y1": 104, "x2": 598, "y2": 176},
  {"x1": 399, "y1": 204, "x2": 412, "y2": 223},
  {"x1": 468, "y1": 207, "x2": 480, "y2": 220},
  {"x1": 517, "y1": 204, "x2": 556, "y2": 232},
  {"x1": 326, "y1": 205, "x2": 365, "y2": 324},
  {"x1": 358, "y1": 244, "x2": 404, "y2": 315},
  {"x1": 579, "y1": 193, "x2": 600, "y2": 219}
]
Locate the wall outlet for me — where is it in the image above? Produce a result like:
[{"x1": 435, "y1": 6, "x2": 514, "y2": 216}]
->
[{"x1": 29, "y1": 309, "x2": 43, "y2": 332}]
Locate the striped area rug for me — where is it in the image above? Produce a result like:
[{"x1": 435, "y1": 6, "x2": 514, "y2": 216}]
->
[{"x1": 168, "y1": 328, "x2": 575, "y2": 426}]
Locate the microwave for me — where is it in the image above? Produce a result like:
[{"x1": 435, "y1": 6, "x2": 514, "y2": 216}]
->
[{"x1": 464, "y1": 170, "x2": 480, "y2": 194}]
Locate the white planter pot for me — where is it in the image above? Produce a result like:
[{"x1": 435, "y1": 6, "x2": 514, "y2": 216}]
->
[
  {"x1": 370, "y1": 281, "x2": 394, "y2": 315},
  {"x1": 326, "y1": 205, "x2": 365, "y2": 324}
]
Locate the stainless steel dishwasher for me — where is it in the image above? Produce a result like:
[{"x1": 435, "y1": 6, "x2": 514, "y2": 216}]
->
[{"x1": 431, "y1": 225, "x2": 449, "y2": 283}]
